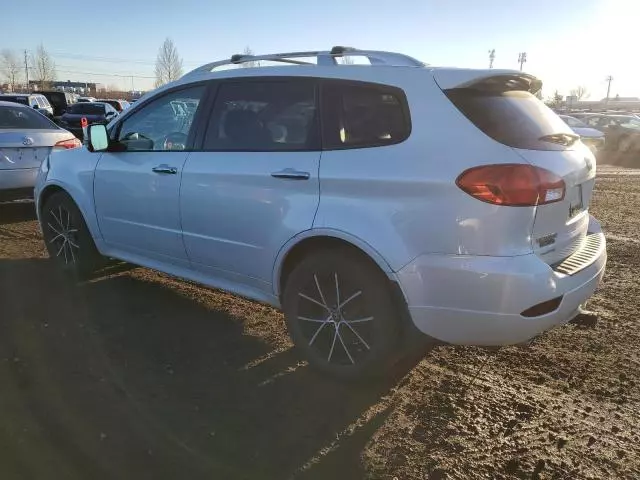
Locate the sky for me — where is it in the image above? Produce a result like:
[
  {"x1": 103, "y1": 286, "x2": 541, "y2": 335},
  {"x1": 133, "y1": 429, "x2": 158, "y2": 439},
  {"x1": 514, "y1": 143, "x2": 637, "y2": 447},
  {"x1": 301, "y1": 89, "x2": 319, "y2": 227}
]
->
[{"x1": 2, "y1": 0, "x2": 639, "y2": 100}]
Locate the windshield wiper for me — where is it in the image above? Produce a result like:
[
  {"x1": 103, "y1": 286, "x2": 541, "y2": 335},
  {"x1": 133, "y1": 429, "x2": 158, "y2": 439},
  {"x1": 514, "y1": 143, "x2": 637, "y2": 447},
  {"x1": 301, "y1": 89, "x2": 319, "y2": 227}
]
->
[{"x1": 538, "y1": 133, "x2": 580, "y2": 146}]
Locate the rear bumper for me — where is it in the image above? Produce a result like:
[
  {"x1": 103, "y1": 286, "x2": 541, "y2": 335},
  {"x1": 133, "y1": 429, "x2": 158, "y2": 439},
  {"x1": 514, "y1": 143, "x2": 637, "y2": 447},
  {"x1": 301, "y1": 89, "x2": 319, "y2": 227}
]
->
[
  {"x1": 396, "y1": 215, "x2": 606, "y2": 345},
  {"x1": 0, "y1": 168, "x2": 38, "y2": 199}
]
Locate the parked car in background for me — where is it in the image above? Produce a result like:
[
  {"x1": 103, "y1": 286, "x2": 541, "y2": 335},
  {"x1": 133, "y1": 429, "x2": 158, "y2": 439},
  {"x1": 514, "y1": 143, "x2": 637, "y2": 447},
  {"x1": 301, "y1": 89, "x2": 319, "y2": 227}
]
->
[
  {"x1": 0, "y1": 101, "x2": 80, "y2": 201},
  {"x1": 559, "y1": 115, "x2": 605, "y2": 153},
  {"x1": 34, "y1": 47, "x2": 606, "y2": 379},
  {"x1": 572, "y1": 113, "x2": 640, "y2": 151},
  {"x1": 0, "y1": 93, "x2": 55, "y2": 119},
  {"x1": 97, "y1": 99, "x2": 130, "y2": 112},
  {"x1": 38, "y1": 91, "x2": 77, "y2": 119},
  {"x1": 77, "y1": 96, "x2": 97, "y2": 103},
  {"x1": 58, "y1": 102, "x2": 119, "y2": 139}
]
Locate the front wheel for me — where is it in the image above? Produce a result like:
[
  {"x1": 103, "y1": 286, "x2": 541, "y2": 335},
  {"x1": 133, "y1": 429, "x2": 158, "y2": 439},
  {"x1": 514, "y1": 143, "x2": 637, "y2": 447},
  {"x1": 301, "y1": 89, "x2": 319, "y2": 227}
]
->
[
  {"x1": 41, "y1": 191, "x2": 104, "y2": 279},
  {"x1": 282, "y1": 248, "x2": 399, "y2": 379}
]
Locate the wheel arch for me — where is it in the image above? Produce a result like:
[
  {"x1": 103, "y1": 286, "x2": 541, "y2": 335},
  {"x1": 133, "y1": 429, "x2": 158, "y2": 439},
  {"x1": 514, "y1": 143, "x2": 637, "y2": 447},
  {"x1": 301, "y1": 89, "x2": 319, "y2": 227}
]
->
[
  {"x1": 273, "y1": 229, "x2": 394, "y2": 299},
  {"x1": 38, "y1": 181, "x2": 101, "y2": 241}
]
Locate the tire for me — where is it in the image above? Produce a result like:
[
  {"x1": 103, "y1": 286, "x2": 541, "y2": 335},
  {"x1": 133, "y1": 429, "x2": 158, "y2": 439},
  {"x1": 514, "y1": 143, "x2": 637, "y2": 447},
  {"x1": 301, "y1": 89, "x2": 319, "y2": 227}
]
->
[
  {"x1": 282, "y1": 247, "x2": 399, "y2": 380},
  {"x1": 41, "y1": 191, "x2": 103, "y2": 279}
]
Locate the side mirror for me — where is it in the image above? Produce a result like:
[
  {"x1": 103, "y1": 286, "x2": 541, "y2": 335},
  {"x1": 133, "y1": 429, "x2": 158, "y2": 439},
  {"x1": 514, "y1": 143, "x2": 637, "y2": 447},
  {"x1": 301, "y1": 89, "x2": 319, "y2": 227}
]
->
[
  {"x1": 32, "y1": 104, "x2": 39, "y2": 109},
  {"x1": 87, "y1": 124, "x2": 109, "y2": 152}
]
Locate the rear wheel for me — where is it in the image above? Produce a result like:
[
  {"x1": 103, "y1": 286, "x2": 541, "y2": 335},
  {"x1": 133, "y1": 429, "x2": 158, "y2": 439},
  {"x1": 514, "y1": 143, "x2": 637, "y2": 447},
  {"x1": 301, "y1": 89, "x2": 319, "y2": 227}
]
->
[
  {"x1": 41, "y1": 191, "x2": 103, "y2": 279},
  {"x1": 282, "y1": 248, "x2": 399, "y2": 379}
]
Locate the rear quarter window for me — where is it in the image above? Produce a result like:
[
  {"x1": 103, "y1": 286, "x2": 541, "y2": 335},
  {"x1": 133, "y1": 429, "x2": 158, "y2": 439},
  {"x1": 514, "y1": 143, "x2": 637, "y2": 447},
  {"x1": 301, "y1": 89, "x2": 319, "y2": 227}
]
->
[
  {"x1": 321, "y1": 81, "x2": 411, "y2": 149},
  {"x1": 445, "y1": 89, "x2": 576, "y2": 151}
]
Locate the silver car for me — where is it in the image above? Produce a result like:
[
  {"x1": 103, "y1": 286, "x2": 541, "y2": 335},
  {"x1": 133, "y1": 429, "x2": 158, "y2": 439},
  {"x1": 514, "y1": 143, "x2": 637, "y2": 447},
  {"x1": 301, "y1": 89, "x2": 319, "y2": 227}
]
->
[{"x1": 0, "y1": 101, "x2": 80, "y2": 202}]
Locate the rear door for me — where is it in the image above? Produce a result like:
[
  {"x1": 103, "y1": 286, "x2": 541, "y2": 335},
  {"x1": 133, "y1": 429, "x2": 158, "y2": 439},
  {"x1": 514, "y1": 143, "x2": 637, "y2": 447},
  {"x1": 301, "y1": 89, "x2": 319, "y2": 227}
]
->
[
  {"x1": 181, "y1": 78, "x2": 321, "y2": 293},
  {"x1": 439, "y1": 72, "x2": 595, "y2": 265}
]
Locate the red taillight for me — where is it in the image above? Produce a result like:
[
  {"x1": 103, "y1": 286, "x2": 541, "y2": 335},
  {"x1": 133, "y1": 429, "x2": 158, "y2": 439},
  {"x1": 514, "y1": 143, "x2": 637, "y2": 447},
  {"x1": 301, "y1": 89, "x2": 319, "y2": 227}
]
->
[
  {"x1": 54, "y1": 138, "x2": 82, "y2": 150},
  {"x1": 456, "y1": 164, "x2": 565, "y2": 207}
]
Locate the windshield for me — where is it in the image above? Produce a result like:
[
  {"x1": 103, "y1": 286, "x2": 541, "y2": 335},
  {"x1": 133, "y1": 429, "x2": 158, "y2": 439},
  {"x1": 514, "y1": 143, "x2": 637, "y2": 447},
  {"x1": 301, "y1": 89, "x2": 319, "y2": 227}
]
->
[
  {"x1": 0, "y1": 104, "x2": 58, "y2": 129},
  {"x1": 67, "y1": 103, "x2": 105, "y2": 115}
]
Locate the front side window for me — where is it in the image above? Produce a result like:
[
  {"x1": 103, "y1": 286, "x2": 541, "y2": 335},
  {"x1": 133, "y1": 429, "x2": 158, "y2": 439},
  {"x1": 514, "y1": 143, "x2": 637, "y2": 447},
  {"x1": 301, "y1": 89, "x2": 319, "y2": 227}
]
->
[
  {"x1": 203, "y1": 81, "x2": 318, "y2": 151},
  {"x1": 322, "y1": 81, "x2": 410, "y2": 149},
  {"x1": 116, "y1": 85, "x2": 205, "y2": 151}
]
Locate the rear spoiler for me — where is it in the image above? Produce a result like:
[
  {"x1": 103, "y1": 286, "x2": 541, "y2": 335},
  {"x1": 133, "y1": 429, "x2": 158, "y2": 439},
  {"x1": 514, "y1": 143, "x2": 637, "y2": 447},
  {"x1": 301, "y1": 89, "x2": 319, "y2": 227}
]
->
[{"x1": 432, "y1": 69, "x2": 542, "y2": 94}]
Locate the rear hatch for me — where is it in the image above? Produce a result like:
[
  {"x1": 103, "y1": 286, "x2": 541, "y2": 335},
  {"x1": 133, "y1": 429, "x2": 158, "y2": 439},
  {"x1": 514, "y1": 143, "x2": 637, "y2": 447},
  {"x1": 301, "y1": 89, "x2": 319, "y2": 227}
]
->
[{"x1": 436, "y1": 70, "x2": 595, "y2": 264}]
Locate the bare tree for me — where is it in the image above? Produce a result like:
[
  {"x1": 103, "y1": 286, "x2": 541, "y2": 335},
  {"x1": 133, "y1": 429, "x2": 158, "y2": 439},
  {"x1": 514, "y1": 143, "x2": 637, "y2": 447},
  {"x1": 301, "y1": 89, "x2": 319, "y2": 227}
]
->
[
  {"x1": 31, "y1": 43, "x2": 56, "y2": 89},
  {"x1": 154, "y1": 38, "x2": 183, "y2": 87},
  {"x1": 1, "y1": 49, "x2": 22, "y2": 92},
  {"x1": 240, "y1": 46, "x2": 261, "y2": 68},
  {"x1": 569, "y1": 85, "x2": 589, "y2": 101}
]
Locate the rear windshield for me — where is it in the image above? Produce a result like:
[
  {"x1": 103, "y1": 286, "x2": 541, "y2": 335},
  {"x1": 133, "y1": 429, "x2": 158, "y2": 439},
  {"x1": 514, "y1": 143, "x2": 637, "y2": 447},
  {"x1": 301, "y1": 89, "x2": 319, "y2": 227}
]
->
[
  {"x1": 0, "y1": 104, "x2": 58, "y2": 129},
  {"x1": 0, "y1": 96, "x2": 29, "y2": 106},
  {"x1": 445, "y1": 89, "x2": 576, "y2": 150},
  {"x1": 67, "y1": 103, "x2": 105, "y2": 115}
]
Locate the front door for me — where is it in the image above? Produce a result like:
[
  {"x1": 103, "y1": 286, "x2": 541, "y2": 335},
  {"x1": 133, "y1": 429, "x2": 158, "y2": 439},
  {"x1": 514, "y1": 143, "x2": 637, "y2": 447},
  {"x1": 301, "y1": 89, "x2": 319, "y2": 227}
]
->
[
  {"x1": 94, "y1": 84, "x2": 208, "y2": 265},
  {"x1": 181, "y1": 79, "x2": 321, "y2": 293}
]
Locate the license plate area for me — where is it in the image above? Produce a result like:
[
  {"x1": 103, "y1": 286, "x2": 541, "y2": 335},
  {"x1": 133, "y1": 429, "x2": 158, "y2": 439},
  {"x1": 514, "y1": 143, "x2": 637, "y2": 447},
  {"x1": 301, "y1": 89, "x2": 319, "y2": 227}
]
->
[
  {"x1": 0, "y1": 148, "x2": 42, "y2": 170},
  {"x1": 568, "y1": 184, "x2": 584, "y2": 219}
]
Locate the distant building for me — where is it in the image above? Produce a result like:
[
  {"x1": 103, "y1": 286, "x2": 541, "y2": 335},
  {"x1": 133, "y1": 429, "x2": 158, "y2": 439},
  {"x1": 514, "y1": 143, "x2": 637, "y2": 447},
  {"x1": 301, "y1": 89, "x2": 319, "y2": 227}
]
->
[{"x1": 29, "y1": 80, "x2": 103, "y2": 94}]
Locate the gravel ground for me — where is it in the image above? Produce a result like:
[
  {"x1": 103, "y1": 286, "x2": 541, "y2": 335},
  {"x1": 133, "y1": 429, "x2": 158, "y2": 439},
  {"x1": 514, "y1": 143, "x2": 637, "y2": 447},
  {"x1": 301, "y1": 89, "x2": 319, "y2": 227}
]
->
[{"x1": 0, "y1": 165, "x2": 638, "y2": 480}]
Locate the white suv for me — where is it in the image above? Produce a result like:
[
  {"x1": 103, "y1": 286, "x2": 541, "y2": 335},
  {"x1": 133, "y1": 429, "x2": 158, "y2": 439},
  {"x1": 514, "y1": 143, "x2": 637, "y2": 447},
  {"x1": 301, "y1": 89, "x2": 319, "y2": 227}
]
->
[{"x1": 35, "y1": 47, "x2": 606, "y2": 378}]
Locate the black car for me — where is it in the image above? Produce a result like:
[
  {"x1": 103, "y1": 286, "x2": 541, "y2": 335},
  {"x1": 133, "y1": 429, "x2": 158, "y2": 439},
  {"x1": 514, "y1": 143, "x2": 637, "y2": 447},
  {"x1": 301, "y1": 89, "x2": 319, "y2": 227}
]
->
[
  {"x1": 574, "y1": 113, "x2": 640, "y2": 151},
  {"x1": 58, "y1": 102, "x2": 119, "y2": 139},
  {"x1": 38, "y1": 91, "x2": 77, "y2": 119}
]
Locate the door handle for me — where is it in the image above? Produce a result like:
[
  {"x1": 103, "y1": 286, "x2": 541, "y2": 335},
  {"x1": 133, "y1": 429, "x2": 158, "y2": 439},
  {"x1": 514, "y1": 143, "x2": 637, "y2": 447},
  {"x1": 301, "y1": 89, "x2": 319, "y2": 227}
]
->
[
  {"x1": 270, "y1": 168, "x2": 310, "y2": 180},
  {"x1": 152, "y1": 164, "x2": 178, "y2": 174}
]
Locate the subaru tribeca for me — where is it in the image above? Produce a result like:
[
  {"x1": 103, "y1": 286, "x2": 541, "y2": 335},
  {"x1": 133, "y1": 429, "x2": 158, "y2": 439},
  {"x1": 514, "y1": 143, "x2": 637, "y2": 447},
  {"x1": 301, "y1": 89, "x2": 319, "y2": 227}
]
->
[{"x1": 35, "y1": 47, "x2": 606, "y2": 379}]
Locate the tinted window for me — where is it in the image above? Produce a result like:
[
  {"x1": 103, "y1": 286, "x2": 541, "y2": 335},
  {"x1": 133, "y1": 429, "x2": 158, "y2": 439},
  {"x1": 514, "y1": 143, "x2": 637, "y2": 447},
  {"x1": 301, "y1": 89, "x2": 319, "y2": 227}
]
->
[
  {"x1": 322, "y1": 82, "x2": 410, "y2": 149},
  {"x1": 0, "y1": 105, "x2": 57, "y2": 129},
  {"x1": 446, "y1": 89, "x2": 575, "y2": 150},
  {"x1": 204, "y1": 81, "x2": 318, "y2": 151},
  {"x1": 67, "y1": 103, "x2": 106, "y2": 115},
  {"x1": 42, "y1": 92, "x2": 67, "y2": 107},
  {"x1": 117, "y1": 85, "x2": 205, "y2": 151},
  {"x1": 0, "y1": 96, "x2": 29, "y2": 106}
]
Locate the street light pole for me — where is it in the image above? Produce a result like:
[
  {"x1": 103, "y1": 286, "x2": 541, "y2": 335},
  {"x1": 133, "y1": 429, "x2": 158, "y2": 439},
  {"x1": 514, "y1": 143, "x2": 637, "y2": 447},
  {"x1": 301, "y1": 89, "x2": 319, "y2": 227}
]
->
[
  {"x1": 488, "y1": 49, "x2": 495, "y2": 69},
  {"x1": 605, "y1": 75, "x2": 613, "y2": 108}
]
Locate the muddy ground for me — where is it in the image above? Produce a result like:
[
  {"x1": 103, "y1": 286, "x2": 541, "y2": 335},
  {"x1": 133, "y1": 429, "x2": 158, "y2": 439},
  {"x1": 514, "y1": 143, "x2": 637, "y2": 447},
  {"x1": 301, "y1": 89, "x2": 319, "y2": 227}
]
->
[{"x1": 0, "y1": 164, "x2": 639, "y2": 480}]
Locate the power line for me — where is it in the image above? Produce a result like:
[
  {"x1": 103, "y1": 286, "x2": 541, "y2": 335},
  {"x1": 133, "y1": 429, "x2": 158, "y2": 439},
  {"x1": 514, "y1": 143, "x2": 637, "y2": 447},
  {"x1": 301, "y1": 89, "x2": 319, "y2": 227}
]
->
[{"x1": 49, "y1": 50, "x2": 206, "y2": 67}]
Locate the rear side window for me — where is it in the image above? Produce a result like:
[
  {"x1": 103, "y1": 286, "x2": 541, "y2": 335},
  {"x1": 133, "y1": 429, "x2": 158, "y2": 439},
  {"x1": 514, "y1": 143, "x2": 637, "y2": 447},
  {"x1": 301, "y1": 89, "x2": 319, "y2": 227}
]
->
[
  {"x1": 322, "y1": 81, "x2": 410, "y2": 149},
  {"x1": 203, "y1": 81, "x2": 319, "y2": 151},
  {"x1": 0, "y1": 105, "x2": 57, "y2": 129},
  {"x1": 446, "y1": 89, "x2": 576, "y2": 151}
]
